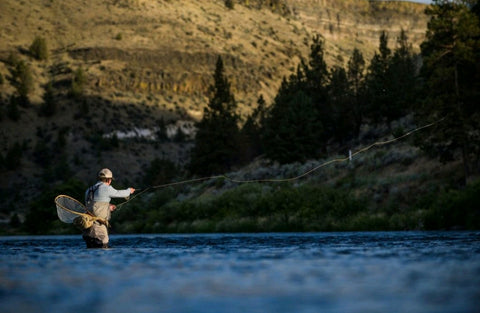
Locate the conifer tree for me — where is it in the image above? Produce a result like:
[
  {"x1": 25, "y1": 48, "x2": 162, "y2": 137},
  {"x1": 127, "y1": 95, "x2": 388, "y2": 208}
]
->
[
  {"x1": 10, "y1": 60, "x2": 33, "y2": 106},
  {"x1": 261, "y1": 36, "x2": 330, "y2": 163},
  {"x1": 262, "y1": 69, "x2": 321, "y2": 163},
  {"x1": 189, "y1": 56, "x2": 240, "y2": 176},
  {"x1": 70, "y1": 67, "x2": 86, "y2": 98},
  {"x1": 347, "y1": 48, "x2": 366, "y2": 136},
  {"x1": 418, "y1": 0, "x2": 480, "y2": 182},
  {"x1": 304, "y1": 35, "x2": 331, "y2": 139},
  {"x1": 328, "y1": 65, "x2": 355, "y2": 142},
  {"x1": 365, "y1": 31, "x2": 392, "y2": 124},
  {"x1": 263, "y1": 88, "x2": 318, "y2": 164},
  {"x1": 386, "y1": 29, "x2": 417, "y2": 123},
  {"x1": 304, "y1": 35, "x2": 329, "y2": 98},
  {"x1": 29, "y1": 36, "x2": 49, "y2": 61},
  {"x1": 241, "y1": 95, "x2": 267, "y2": 162}
]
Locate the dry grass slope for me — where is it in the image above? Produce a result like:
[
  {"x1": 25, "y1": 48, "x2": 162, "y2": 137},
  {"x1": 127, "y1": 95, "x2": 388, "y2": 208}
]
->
[
  {"x1": 1, "y1": 0, "x2": 428, "y2": 112},
  {"x1": 0, "y1": 0, "x2": 429, "y2": 219}
]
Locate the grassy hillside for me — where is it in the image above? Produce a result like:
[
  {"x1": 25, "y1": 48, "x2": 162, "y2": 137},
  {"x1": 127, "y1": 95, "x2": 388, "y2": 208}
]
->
[
  {"x1": 0, "y1": 0, "x2": 428, "y2": 110},
  {"x1": 0, "y1": 0, "x2": 435, "y2": 231}
]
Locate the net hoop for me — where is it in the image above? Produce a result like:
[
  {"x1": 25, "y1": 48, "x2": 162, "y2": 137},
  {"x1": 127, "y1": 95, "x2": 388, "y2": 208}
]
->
[{"x1": 55, "y1": 195, "x2": 107, "y2": 226}]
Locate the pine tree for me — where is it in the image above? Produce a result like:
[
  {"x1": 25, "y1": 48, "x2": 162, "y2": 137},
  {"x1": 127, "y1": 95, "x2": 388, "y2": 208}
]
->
[
  {"x1": 29, "y1": 36, "x2": 49, "y2": 61},
  {"x1": 263, "y1": 88, "x2": 319, "y2": 164},
  {"x1": 365, "y1": 31, "x2": 392, "y2": 124},
  {"x1": 189, "y1": 56, "x2": 240, "y2": 176},
  {"x1": 262, "y1": 69, "x2": 321, "y2": 164},
  {"x1": 386, "y1": 29, "x2": 417, "y2": 124},
  {"x1": 347, "y1": 48, "x2": 366, "y2": 137},
  {"x1": 224, "y1": 0, "x2": 234, "y2": 9},
  {"x1": 10, "y1": 60, "x2": 33, "y2": 106},
  {"x1": 304, "y1": 35, "x2": 331, "y2": 139},
  {"x1": 418, "y1": 0, "x2": 480, "y2": 182},
  {"x1": 304, "y1": 35, "x2": 329, "y2": 98},
  {"x1": 241, "y1": 95, "x2": 267, "y2": 162},
  {"x1": 261, "y1": 36, "x2": 330, "y2": 163},
  {"x1": 328, "y1": 65, "x2": 355, "y2": 142},
  {"x1": 70, "y1": 67, "x2": 86, "y2": 98}
]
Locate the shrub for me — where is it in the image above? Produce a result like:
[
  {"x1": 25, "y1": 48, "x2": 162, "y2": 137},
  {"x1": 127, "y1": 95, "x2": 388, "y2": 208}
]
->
[
  {"x1": 6, "y1": 52, "x2": 20, "y2": 66},
  {"x1": 423, "y1": 180, "x2": 480, "y2": 230},
  {"x1": 224, "y1": 0, "x2": 234, "y2": 9},
  {"x1": 135, "y1": 183, "x2": 369, "y2": 233},
  {"x1": 144, "y1": 158, "x2": 179, "y2": 186},
  {"x1": 70, "y1": 67, "x2": 86, "y2": 98},
  {"x1": 23, "y1": 179, "x2": 87, "y2": 234},
  {"x1": 29, "y1": 36, "x2": 49, "y2": 60},
  {"x1": 10, "y1": 60, "x2": 33, "y2": 105}
]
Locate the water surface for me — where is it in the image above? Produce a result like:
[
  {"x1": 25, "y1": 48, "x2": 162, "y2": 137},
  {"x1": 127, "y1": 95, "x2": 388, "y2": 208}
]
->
[{"x1": 1, "y1": 232, "x2": 479, "y2": 313}]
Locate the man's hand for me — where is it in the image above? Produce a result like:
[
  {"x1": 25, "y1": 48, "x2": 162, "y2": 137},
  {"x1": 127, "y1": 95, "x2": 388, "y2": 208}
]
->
[
  {"x1": 109, "y1": 204, "x2": 117, "y2": 212},
  {"x1": 129, "y1": 187, "x2": 135, "y2": 194}
]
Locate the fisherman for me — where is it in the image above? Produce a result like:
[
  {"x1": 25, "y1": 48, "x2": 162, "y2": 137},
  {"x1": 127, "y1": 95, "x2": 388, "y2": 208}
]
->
[{"x1": 83, "y1": 168, "x2": 135, "y2": 248}]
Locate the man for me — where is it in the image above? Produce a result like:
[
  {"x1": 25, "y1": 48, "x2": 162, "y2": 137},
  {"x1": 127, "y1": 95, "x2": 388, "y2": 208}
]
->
[{"x1": 83, "y1": 168, "x2": 135, "y2": 248}]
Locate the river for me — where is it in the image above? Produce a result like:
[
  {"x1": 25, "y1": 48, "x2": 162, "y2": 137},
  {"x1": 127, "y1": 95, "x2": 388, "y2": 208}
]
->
[{"x1": 1, "y1": 232, "x2": 479, "y2": 313}]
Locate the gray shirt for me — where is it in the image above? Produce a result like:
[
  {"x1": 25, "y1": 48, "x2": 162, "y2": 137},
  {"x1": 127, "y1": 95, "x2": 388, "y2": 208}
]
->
[{"x1": 85, "y1": 182, "x2": 131, "y2": 204}]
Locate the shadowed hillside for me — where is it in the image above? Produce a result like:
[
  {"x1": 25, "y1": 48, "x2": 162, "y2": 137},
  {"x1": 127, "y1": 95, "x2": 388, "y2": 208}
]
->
[{"x1": 0, "y1": 0, "x2": 430, "y2": 227}]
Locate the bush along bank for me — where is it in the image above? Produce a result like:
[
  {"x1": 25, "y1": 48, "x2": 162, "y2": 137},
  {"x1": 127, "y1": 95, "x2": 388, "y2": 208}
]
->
[
  {"x1": 111, "y1": 179, "x2": 480, "y2": 233},
  {"x1": 421, "y1": 179, "x2": 480, "y2": 230}
]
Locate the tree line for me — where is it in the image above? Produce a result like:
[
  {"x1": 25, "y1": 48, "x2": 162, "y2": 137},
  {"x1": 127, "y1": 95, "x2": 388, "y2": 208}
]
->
[{"x1": 189, "y1": 0, "x2": 480, "y2": 184}]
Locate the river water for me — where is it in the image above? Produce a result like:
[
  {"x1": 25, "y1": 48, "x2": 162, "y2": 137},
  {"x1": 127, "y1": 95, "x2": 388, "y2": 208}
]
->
[{"x1": 1, "y1": 232, "x2": 479, "y2": 313}]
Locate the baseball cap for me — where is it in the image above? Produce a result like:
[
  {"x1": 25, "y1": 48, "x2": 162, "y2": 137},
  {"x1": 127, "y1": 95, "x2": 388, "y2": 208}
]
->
[{"x1": 98, "y1": 168, "x2": 114, "y2": 180}]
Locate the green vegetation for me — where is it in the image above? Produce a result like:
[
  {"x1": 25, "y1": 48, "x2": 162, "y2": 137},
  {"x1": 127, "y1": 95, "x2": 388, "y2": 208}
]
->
[
  {"x1": 237, "y1": 1, "x2": 479, "y2": 184},
  {"x1": 70, "y1": 67, "x2": 87, "y2": 98},
  {"x1": 256, "y1": 29, "x2": 417, "y2": 165},
  {"x1": 421, "y1": 179, "x2": 480, "y2": 230},
  {"x1": 416, "y1": 0, "x2": 480, "y2": 184},
  {"x1": 23, "y1": 179, "x2": 87, "y2": 235},
  {"x1": 144, "y1": 158, "x2": 179, "y2": 186},
  {"x1": 224, "y1": 0, "x2": 234, "y2": 10},
  {"x1": 1, "y1": 1, "x2": 479, "y2": 235},
  {"x1": 241, "y1": 95, "x2": 267, "y2": 160},
  {"x1": 29, "y1": 36, "x2": 49, "y2": 61},
  {"x1": 188, "y1": 56, "x2": 241, "y2": 176},
  {"x1": 111, "y1": 178, "x2": 480, "y2": 233},
  {"x1": 9, "y1": 59, "x2": 33, "y2": 106}
]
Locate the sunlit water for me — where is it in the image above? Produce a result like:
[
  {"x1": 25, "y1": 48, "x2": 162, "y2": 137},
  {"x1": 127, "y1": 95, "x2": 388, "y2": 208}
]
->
[{"x1": 1, "y1": 232, "x2": 479, "y2": 313}]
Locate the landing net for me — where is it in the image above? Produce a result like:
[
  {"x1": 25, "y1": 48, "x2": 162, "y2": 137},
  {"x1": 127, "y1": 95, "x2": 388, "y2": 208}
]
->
[{"x1": 55, "y1": 194, "x2": 90, "y2": 223}]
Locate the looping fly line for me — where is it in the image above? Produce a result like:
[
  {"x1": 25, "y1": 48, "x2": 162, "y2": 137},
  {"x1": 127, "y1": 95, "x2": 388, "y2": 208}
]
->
[{"x1": 116, "y1": 117, "x2": 444, "y2": 209}]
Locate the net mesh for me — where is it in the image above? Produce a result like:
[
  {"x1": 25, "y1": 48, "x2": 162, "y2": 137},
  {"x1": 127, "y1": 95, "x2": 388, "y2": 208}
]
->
[{"x1": 55, "y1": 195, "x2": 87, "y2": 223}]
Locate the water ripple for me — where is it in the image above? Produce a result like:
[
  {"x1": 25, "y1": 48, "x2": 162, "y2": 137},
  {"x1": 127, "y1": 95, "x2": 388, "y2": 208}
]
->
[{"x1": 1, "y1": 232, "x2": 479, "y2": 313}]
